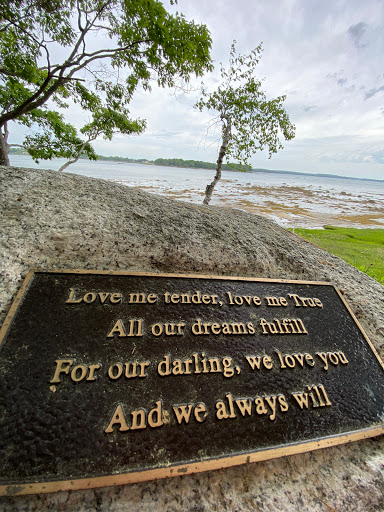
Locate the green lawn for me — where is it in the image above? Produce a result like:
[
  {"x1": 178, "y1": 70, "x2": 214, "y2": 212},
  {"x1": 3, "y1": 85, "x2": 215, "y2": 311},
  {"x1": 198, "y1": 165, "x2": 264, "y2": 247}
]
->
[{"x1": 291, "y1": 226, "x2": 384, "y2": 285}]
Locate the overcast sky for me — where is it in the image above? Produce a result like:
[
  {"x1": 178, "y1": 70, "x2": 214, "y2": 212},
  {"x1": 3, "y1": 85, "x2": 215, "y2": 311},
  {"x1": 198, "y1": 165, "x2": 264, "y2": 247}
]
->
[{"x1": 11, "y1": 0, "x2": 384, "y2": 180}]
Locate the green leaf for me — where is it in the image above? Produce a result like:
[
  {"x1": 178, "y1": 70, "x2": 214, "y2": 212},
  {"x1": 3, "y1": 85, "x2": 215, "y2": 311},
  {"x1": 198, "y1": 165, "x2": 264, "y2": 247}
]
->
[{"x1": 0, "y1": 0, "x2": 213, "y2": 167}]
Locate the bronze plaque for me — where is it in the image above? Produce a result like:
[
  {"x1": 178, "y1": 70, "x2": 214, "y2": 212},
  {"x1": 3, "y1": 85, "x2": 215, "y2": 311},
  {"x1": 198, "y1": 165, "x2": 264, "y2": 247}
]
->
[{"x1": 0, "y1": 270, "x2": 383, "y2": 496}]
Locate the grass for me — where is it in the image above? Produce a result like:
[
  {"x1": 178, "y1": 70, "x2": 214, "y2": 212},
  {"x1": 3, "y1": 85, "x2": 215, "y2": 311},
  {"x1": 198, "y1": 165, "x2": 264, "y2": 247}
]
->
[{"x1": 291, "y1": 225, "x2": 384, "y2": 285}]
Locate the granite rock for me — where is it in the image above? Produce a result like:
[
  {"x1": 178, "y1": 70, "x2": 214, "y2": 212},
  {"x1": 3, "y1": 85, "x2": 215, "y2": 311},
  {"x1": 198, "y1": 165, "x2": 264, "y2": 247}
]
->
[{"x1": 0, "y1": 166, "x2": 383, "y2": 511}]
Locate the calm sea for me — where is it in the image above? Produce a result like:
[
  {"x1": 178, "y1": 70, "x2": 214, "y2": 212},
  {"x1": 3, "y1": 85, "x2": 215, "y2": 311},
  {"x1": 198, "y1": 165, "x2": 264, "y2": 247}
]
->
[{"x1": 9, "y1": 155, "x2": 384, "y2": 228}]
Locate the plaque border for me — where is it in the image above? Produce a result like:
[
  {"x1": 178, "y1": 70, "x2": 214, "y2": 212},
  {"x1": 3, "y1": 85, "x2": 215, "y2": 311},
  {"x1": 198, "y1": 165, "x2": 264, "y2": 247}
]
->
[{"x1": 1, "y1": 269, "x2": 383, "y2": 496}]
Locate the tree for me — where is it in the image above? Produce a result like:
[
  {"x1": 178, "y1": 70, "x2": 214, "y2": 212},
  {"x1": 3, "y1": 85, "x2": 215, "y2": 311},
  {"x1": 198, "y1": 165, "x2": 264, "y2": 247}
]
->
[
  {"x1": 195, "y1": 42, "x2": 295, "y2": 205},
  {"x1": 0, "y1": 0, "x2": 213, "y2": 167}
]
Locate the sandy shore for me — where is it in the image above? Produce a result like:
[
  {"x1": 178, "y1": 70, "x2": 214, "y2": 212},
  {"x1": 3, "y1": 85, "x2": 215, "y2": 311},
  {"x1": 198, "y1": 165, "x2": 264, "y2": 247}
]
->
[{"x1": 126, "y1": 180, "x2": 384, "y2": 229}]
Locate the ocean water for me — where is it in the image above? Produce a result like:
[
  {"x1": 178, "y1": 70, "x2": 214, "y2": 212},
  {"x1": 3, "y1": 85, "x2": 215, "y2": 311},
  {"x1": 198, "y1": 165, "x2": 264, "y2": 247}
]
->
[{"x1": 9, "y1": 155, "x2": 384, "y2": 228}]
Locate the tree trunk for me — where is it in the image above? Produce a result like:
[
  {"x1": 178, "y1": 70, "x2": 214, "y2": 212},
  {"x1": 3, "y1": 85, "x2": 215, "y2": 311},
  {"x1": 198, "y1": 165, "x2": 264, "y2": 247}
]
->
[
  {"x1": 0, "y1": 127, "x2": 10, "y2": 166},
  {"x1": 203, "y1": 118, "x2": 231, "y2": 205},
  {"x1": 58, "y1": 139, "x2": 89, "y2": 172},
  {"x1": 58, "y1": 153, "x2": 82, "y2": 172}
]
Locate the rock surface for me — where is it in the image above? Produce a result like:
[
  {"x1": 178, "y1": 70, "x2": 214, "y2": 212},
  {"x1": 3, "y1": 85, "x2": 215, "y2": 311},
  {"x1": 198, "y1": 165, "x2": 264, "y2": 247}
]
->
[{"x1": 0, "y1": 166, "x2": 383, "y2": 511}]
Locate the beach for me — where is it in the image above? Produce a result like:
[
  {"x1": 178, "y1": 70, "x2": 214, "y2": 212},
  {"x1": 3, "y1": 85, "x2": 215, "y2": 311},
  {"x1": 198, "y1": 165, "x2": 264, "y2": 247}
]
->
[{"x1": 9, "y1": 155, "x2": 384, "y2": 229}]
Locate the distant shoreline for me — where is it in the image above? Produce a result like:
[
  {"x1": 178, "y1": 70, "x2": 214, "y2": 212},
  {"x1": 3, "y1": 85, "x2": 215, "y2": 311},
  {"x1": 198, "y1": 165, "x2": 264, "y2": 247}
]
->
[
  {"x1": 9, "y1": 149, "x2": 384, "y2": 183},
  {"x1": 250, "y1": 168, "x2": 384, "y2": 183}
]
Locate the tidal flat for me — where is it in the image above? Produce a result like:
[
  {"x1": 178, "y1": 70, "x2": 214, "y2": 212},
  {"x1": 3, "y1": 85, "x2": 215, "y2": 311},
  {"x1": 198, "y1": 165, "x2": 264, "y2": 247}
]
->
[
  {"x1": 9, "y1": 154, "x2": 384, "y2": 229},
  {"x1": 134, "y1": 180, "x2": 384, "y2": 230}
]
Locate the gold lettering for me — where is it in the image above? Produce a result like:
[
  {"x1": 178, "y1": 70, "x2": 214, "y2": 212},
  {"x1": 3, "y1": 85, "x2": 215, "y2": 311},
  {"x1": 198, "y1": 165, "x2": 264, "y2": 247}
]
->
[
  {"x1": 260, "y1": 318, "x2": 308, "y2": 335},
  {"x1": 130, "y1": 410, "x2": 146, "y2": 430},
  {"x1": 158, "y1": 355, "x2": 171, "y2": 376},
  {"x1": 255, "y1": 397, "x2": 268, "y2": 415},
  {"x1": 151, "y1": 322, "x2": 184, "y2": 336},
  {"x1": 225, "y1": 393, "x2": 236, "y2": 419},
  {"x1": 105, "y1": 402, "x2": 164, "y2": 433},
  {"x1": 107, "y1": 319, "x2": 143, "y2": 338},
  {"x1": 66, "y1": 288, "x2": 82, "y2": 304},
  {"x1": 165, "y1": 291, "x2": 218, "y2": 305},
  {"x1": 292, "y1": 391, "x2": 309, "y2": 409},
  {"x1": 191, "y1": 291, "x2": 202, "y2": 304},
  {"x1": 245, "y1": 355, "x2": 274, "y2": 370},
  {"x1": 227, "y1": 292, "x2": 261, "y2": 306},
  {"x1": 97, "y1": 292, "x2": 111, "y2": 303},
  {"x1": 222, "y1": 357, "x2": 235, "y2": 377},
  {"x1": 247, "y1": 322, "x2": 256, "y2": 334},
  {"x1": 305, "y1": 353, "x2": 315, "y2": 366},
  {"x1": 265, "y1": 396, "x2": 277, "y2": 420},
  {"x1": 71, "y1": 364, "x2": 87, "y2": 382},
  {"x1": 83, "y1": 292, "x2": 96, "y2": 303},
  {"x1": 319, "y1": 384, "x2": 332, "y2": 406},
  {"x1": 105, "y1": 404, "x2": 130, "y2": 433},
  {"x1": 173, "y1": 404, "x2": 193, "y2": 424},
  {"x1": 278, "y1": 394, "x2": 289, "y2": 412},
  {"x1": 138, "y1": 361, "x2": 150, "y2": 377},
  {"x1": 215, "y1": 400, "x2": 229, "y2": 420},
  {"x1": 288, "y1": 293, "x2": 302, "y2": 306},
  {"x1": 129, "y1": 292, "x2": 147, "y2": 303},
  {"x1": 183, "y1": 359, "x2": 192, "y2": 374},
  {"x1": 87, "y1": 363, "x2": 101, "y2": 381},
  {"x1": 172, "y1": 360, "x2": 184, "y2": 375},
  {"x1": 288, "y1": 294, "x2": 323, "y2": 308},
  {"x1": 191, "y1": 318, "x2": 255, "y2": 336},
  {"x1": 108, "y1": 363, "x2": 123, "y2": 379},
  {"x1": 208, "y1": 357, "x2": 221, "y2": 372},
  {"x1": 317, "y1": 352, "x2": 329, "y2": 370},
  {"x1": 50, "y1": 359, "x2": 74, "y2": 383},
  {"x1": 124, "y1": 362, "x2": 138, "y2": 378},
  {"x1": 51, "y1": 360, "x2": 101, "y2": 384},
  {"x1": 337, "y1": 351, "x2": 349, "y2": 364},
  {"x1": 148, "y1": 401, "x2": 163, "y2": 428},
  {"x1": 194, "y1": 403, "x2": 208, "y2": 422},
  {"x1": 147, "y1": 293, "x2": 157, "y2": 304},
  {"x1": 235, "y1": 398, "x2": 252, "y2": 416},
  {"x1": 66, "y1": 289, "x2": 123, "y2": 304},
  {"x1": 157, "y1": 354, "x2": 234, "y2": 378},
  {"x1": 230, "y1": 322, "x2": 248, "y2": 335},
  {"x1": 222, "y1": 323, "x2": 232, "y2": 335},
  {"x1": 191, "y1": 318, "x2": 203, "y2": 335},
  {"x1": 265, "y1": 296, "x2": 287, "y2": 307},
  {"x1": 107, "y1": 319, "x2": 127, "y2": 338}
]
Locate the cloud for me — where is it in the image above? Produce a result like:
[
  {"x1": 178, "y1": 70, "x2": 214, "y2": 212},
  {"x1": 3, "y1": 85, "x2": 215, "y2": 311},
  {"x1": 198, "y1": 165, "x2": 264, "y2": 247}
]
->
[
  {"x1": 9, "y1": 0, "x2": 384, "y2": 180},
  {"x1": 317, "y1": 139, "x2": 384, "y2": 165},
  {"x1": 348, "y1": 22, "x2": 369, "y2": 48},
  {"x1": 326, "y1": 72, "x2": 356, "y2": 93},
  {"x1": 151, "y1": 130, "x2": 183, "y2": 138},
  {"x1": 364, "y1": 85, "x2": 384, "y2": 100}
]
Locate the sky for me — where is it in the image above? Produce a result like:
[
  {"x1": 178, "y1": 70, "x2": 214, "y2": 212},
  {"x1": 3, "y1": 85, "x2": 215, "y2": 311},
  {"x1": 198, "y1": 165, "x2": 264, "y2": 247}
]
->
[{"x1": 10, "y1": 0, "x2": 384, "y2": 180}]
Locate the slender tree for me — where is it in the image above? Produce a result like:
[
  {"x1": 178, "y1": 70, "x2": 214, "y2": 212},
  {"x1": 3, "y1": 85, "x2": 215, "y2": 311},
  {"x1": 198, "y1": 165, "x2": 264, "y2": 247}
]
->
[
  {"x1": 0, "y1": 0, "x2": 212, "y2": 167},
  {"x1": 195, "y1": 42, "x2": 295, "y2": 205}
]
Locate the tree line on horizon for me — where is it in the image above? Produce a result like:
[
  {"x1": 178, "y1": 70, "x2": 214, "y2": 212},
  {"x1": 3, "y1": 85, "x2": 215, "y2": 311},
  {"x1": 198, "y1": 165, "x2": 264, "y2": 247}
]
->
[{"x1": 9, "y1": 147, "x2": 252, "y2": 171}]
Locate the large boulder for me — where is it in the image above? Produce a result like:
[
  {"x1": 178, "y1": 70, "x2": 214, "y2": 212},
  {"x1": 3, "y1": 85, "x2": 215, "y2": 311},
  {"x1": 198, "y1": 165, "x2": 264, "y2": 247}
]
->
[{"x1": 0, "y1": 166, "x2": 383, "y2": 511}]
